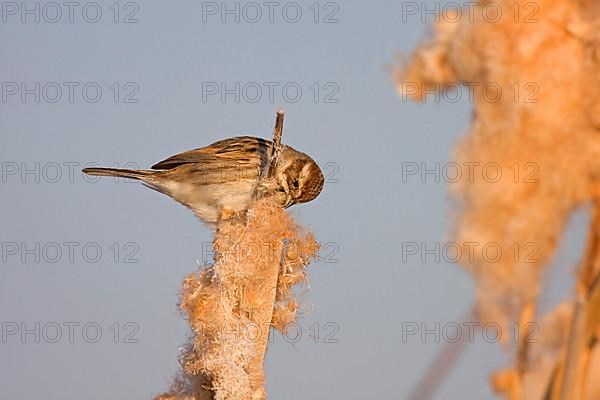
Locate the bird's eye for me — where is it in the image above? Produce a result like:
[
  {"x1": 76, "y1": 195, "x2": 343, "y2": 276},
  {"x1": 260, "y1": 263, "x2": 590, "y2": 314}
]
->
[{"x1": 292, "y1": 179, "x2": 299, "y2": 189}]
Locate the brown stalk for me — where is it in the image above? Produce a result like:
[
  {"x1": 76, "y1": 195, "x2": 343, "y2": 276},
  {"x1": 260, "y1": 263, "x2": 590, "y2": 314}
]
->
[
  {"x1": 550, "y1": 198, "x2": 600, "y2": 400},
  {"x1": 406, "y1": 309, "x2": 473, "y2": 400},
  {"x1": 231, "y1": 110, "x2": 288, "y2": 397}
]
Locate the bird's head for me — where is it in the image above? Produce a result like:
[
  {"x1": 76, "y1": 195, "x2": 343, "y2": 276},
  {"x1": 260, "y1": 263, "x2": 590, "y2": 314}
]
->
[{"x1": 272, "y1": 147, "x2": 325, "y2": 208}]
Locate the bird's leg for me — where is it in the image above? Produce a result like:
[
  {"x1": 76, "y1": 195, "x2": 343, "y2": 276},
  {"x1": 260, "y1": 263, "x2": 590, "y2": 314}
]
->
[{"x1": 254, "y1": 176, "x2": 277, "y2": 200}]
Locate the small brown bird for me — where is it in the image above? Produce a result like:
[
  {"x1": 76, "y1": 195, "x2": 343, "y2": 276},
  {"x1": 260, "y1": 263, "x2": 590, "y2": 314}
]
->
[{"x1": 83, "y1": 136, "x2": 324, "y2": 224}]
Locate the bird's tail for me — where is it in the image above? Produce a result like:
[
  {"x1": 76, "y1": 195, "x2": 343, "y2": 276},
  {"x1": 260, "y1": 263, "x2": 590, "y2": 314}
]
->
[{"x1": 82, "y1": 167, "x2": 155, "y2": 181}]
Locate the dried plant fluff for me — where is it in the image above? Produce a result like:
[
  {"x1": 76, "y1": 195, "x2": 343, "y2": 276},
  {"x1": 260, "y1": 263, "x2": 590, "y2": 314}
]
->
[
  {"x1": 394, "y1": 0, "x2": 600, "y2": 332},
  {"x1": 155, "y1": 199, "x2": 319, "y2": 400},
  {"x1": 394, "y1": 1, "x2": 600, "y2": 398}
]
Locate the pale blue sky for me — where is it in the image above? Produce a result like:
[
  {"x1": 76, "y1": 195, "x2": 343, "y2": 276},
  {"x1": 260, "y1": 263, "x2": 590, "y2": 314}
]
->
[{"x1": 0, "y1": 1, "x2": 583, "y2": 399}]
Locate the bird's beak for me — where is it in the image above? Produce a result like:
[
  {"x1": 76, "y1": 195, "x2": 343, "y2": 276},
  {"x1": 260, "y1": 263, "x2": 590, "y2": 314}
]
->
[{"x1": 284, "y1": 196, "x2": 294, "y2": 208}]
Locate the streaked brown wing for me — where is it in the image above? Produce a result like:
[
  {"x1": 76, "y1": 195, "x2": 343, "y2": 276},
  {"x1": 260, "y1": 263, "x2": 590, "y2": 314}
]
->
[{"x1": 151, "y1": 136, "x2": 272, "y2": 170}]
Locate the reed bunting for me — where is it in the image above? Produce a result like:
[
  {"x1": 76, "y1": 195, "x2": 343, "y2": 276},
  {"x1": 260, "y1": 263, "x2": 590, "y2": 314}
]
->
[{"x1": 83, "y1": 136, "x2": 324, "y2": 224}]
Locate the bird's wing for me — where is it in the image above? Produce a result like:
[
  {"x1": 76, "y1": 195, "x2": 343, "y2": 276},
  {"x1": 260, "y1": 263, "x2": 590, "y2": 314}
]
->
[{"x1": 151, "y1": 136, "x2": 272, "y2": 170}]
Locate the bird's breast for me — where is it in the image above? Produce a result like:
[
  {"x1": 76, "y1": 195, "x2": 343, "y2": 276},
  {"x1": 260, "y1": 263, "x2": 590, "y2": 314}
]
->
[{"x1": 163, "y1": 180, "x2": 257, "y2": 224}]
